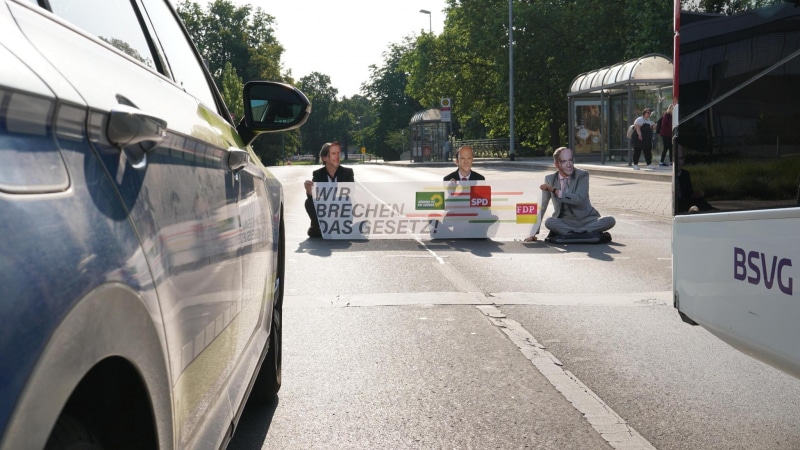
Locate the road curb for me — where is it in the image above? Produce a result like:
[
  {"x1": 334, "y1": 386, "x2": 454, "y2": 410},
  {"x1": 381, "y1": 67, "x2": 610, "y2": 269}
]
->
[{"x1": 376, "y1": 159, "x2": 672, "y2": 183}]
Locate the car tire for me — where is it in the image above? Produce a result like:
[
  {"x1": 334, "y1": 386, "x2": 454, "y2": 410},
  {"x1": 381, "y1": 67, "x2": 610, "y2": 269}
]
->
[
  {"x1": 45, "y1": 415, "x2": 103, "y2": 450},
  {"x1": 252, "y1": 217, "x2": 284, "y2": 402}
]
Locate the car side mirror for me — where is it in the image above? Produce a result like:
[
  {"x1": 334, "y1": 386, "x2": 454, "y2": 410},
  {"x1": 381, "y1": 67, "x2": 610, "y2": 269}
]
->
[{"x1": 237, "y1": 81, "x2": 311, "y2": 146}]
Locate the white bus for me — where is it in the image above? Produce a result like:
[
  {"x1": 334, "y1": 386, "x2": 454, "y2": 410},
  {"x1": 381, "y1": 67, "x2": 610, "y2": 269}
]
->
[{"x1": 673, "y1": 0, "x2": 800, "y2": 377}]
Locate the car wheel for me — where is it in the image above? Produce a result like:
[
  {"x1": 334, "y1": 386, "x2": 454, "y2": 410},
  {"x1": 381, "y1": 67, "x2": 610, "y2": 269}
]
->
[
  {"x1": 252, "y1": 217, "x2": 284, "y2": 401},
  {"x1": 45, "y1": 415, "x2": 103, "y2": 450}
]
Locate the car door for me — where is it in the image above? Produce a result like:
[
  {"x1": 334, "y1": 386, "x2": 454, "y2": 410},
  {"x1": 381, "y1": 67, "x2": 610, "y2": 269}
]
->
[{"x1": 9, "y1": 0, "x2": 252, "y2": 447}]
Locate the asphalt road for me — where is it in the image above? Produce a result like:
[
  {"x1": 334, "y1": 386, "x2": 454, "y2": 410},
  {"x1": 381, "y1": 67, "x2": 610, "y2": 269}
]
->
[{"x1": 228, "y1": 163, "x2": 800, "y2": 450}]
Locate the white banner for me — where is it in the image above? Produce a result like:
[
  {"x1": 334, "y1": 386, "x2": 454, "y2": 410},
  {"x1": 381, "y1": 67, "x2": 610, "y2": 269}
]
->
[{"x1": 311, "y1": 180, "x2": 543, "y2": 240}]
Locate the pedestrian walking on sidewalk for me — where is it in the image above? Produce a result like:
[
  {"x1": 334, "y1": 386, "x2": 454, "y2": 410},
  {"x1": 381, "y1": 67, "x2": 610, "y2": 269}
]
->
[{"x1": 631, "y1": 108, "x2": 655, "y2": 170}]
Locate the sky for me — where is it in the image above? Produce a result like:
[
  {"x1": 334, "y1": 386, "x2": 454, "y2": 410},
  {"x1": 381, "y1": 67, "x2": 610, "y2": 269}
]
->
[{"x1": 247, "y1": 0, "x2": 448, "y2": 98}]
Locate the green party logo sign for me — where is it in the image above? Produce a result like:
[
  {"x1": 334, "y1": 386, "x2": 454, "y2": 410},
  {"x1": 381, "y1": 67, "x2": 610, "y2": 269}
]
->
[{"x1": 415, "y1": 192, "x2": 445, "y2": 210}]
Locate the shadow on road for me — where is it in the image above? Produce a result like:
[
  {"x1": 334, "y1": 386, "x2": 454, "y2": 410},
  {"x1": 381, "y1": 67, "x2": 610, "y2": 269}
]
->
[
  {"x1": 228, "y1": 395, "x2": 279, "y2": 449},
  {"x1": 522, "y1": 240, "x2": 625, "y2": 261}
]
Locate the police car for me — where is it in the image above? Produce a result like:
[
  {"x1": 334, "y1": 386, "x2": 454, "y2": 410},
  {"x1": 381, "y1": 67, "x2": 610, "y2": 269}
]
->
[{"x1": 0, "y1": 0, "x2": 309, "y2": 448}]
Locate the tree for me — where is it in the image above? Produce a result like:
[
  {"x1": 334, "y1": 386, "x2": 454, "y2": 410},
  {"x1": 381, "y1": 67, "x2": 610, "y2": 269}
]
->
[
  {"x1": 299, "y1": 72, "x2": 339, "y2": 163},
  {"x1": 178, "y1": 0, "x2": 301, "y2": 165},
  {"x1": 252, "y1": 131, "x2": 300, "y2": 166},
  {"x1": 404, "y1": 2, "x2": 500, "y2": 141},
  {"x1": 364, "y1": 40, "x2": 423, "y2": 160},
  {"x1": 220, "y1": 62, "x2": 243, "y2": 121},
  {"x1": 397, "y1": 0, "x2": 672, "y2": 152},
  {"x1": 178, "y1": 0, "x2": 283, "y2": 86}
]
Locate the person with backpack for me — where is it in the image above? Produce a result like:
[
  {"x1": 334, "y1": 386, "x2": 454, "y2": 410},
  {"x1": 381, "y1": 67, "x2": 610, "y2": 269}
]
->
[
  {"x1": 631, "y1": 108, "x2": 655, "y2": 170},
  {"x1": 657, "y1": 104, "x2": 674, "y2": 166}
]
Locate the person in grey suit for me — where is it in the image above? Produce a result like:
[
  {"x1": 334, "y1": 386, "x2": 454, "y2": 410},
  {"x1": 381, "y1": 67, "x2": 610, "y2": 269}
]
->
[{"x1": 525, "y1": 147, "x2": 615, "y2": 243}]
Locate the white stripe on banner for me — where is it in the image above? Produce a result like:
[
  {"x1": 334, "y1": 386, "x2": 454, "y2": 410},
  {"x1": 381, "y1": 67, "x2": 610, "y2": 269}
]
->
[{"x1": 312, "y1": 180, "x2": 543, "y2": 240}]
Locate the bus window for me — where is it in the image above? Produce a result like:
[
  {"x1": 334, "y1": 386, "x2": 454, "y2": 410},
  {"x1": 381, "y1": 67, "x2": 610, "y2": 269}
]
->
[{"x1": 675, "y1": 2, "x2": 800, "y2": 214}]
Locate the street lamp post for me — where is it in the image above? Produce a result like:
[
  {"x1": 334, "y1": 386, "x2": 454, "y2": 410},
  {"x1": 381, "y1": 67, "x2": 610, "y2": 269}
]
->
[
  {"x1": 508, "y1": 0, "x2": 515, "y2": 161},
  {"x1": 419, "y1": 9, "x2": 431, "y2": 33},
  {"x1": 357, "y1": 117, "x2": 365, "y2": 163}
]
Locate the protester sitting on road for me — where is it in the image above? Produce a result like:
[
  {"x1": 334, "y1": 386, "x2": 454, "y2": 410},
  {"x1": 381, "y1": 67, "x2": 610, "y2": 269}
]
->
[
  {"x1": 444, "y1": 145, "x2": 485, "y2": 182},
  {"x1": 304, "y1": 141, "x2": 354, "y2": 238},
  {"x1": 524, "y1": 147, "x2": 615, "y2": 243}
]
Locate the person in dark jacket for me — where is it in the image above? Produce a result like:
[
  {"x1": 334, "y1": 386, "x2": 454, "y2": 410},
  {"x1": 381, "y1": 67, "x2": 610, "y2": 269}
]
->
[
  {"x1": 304, "y1": 142, "x2": 355, "y2": 237},
  {"x1": 443, "y1": 145, "x2": 485, "y2": 182}
]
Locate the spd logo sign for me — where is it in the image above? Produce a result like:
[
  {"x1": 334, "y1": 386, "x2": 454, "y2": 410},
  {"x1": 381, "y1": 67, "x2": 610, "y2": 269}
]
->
[{"x1": 469, "y1": 185, "x2": 491, "y2": 207}]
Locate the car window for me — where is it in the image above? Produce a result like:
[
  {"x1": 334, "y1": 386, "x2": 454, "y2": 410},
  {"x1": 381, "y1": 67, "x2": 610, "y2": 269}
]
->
[
  {"x1": 140, "y1": 0, "x2": 218, "y2": 110},
  {"x1": 48, "y1": 0, "x2": 156, "y2": 70}
]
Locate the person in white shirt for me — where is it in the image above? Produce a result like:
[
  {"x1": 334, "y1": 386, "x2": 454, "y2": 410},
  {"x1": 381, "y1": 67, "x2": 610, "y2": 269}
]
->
[{"x1": 632, "y1": 108, "x2": 655, "y2": 170}]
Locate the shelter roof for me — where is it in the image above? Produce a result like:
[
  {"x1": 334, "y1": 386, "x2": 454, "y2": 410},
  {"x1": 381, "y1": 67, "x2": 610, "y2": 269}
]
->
[
  {"x1": 568, "y1": 53, "x2": 673, "y2": 96},
  {"x1": 410, "y1": 109, "x2": 442, "y2": 125}
]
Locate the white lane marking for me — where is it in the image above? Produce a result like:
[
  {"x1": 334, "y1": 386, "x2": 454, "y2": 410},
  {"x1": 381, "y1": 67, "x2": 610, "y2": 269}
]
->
[
  {"x1": 284, "y1": 292, "x2": 672, "y2": 308},
  {"x1": 413, "y1": 235, "x2": 446, "y2": 264},
  {"x1": 285, "y1": 291, "x2": 489, "y2": 308},
  {"x1": 476, "y1": 304, "x2": 656, "y2": 450},
  {"x1": 490, "y1": 291, "x2": 671, "y2": 307},
  {"x1": 383, "y1": 254, "x2": 448, "y2": 259},
  {"x1": 565, "y1": 256, "x2": 631, "y2": 261}
]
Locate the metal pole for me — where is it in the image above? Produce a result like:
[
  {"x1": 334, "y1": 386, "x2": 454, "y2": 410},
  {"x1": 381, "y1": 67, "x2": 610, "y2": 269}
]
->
[
  {"x1": 508, "y1": 0, "x2": 515, "y2": 161},
  {"x1": 359, "y1": 119, "x2": 364, "y2": 163},
  {"x1": 419, "y1": 9, "x2": 431, "y2": 33}
]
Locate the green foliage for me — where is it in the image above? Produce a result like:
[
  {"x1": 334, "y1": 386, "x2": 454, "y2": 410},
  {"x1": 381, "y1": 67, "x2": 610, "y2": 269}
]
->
[
  {"x1": 220, "y1": 62, "x2": 243, "y2": 121},
  {"x1": 178, "y1": 0, "x2": 300, "y2": 165},
  {"x1": 252, "y1": 131, "x2": 300, "y2": 166},
  {"x1": 693, "y1": 0, "x2": 782, "y2": 14},
  {"x1": 389, "y1": 0, "x2": 672, "y2": 152},
  {"x1": 178, "y1": 0, "x2": 681, "y2": 163},
  {"x1": 298, "y1": 72, "x2": 339, "y2": 163},
  {"x1": 688, "y1": 158, "x2": 800, "y2": 200},
  {"x1": 177, "y1": 0, "x2": 283, "y2": 87},
  {"x1": 364, "y1": 39, "x2": 423, "y2": 160}
]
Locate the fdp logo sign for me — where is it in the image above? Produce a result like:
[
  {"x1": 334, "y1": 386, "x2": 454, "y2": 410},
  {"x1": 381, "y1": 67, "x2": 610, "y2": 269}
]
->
[
  {"x1": 469, "y1": 185, "x2": 491, "y2": 207},
  {"x1": 516, "y1": 203, "x2": 538, "y2": 223}
]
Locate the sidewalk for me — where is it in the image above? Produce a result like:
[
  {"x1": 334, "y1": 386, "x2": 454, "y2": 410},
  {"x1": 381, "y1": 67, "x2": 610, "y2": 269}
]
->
[{"x1": 378, "y1": 156, "x2": 672, "y2": 183}]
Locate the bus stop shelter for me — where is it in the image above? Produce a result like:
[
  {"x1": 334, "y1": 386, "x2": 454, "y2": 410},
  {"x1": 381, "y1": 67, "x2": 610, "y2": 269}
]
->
[
  {"x1": 409, "y1": 108, "x2": 448, "y2": 162},
  {"x1": 568, "y1": 54, "x2": 673, "y2": 163}
]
